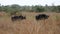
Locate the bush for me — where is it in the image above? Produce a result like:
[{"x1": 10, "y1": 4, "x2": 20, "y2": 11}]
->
[{"x1": 31, "y1": 5, "x2": 45, "y2": 12}]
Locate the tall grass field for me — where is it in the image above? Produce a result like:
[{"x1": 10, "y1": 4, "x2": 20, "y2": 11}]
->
[{"x1": 0, "y1": 12, "x2": 60, "y2": 34}]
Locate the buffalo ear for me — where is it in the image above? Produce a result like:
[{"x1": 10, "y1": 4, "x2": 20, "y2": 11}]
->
[{"x1": 48, "y1": 16, "x2": 49, "y2": 17}]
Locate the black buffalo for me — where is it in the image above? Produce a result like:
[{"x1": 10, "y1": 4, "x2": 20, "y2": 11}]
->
[
  {"x1": 35, "y1": 14, "x2": 49, "y2": 20},
  {"x1": 11, "y1": 15, "x2": 26, "y2": 21}
]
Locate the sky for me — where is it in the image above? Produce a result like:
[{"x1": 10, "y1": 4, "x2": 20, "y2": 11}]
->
[{"x1": 0, "y1": 0, "x2": 60, "y2": 6}]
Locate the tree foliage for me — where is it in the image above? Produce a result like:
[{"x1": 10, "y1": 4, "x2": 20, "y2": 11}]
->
[{"x1": 0, "y1": 4, "x2": 60, "y2": 13}]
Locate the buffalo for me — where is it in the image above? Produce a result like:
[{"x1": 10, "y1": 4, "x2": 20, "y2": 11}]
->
[
  {"x1": 35, "y1": 14, "x2": 49, "y2": 20},
  {"x1": 11, "y1": 15, "x2": 26, "y2": 21}
]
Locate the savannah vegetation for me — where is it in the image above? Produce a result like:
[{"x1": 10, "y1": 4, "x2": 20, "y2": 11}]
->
[
  {"x1": 0, "y1": 4, "x2": 60, "y2": 34},
  {"x1": 0, "y1": 4, "x2": 60, "y2": 13}
]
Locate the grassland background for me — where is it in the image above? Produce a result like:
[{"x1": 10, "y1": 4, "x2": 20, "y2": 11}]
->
[{"x1": 0, "y1": 12, "x2": 60, "y2": 34}]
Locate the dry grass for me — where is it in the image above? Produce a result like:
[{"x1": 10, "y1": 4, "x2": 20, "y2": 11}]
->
[{"x1": 0, "y1": 12, "x2": 60, "y2": 34}]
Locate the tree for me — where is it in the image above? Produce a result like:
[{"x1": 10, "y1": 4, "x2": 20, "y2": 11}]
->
[
  {"x1": 11, "y1": 4, "x2": 20, "y2": 11},
  {"x1": 57, "y1": 5, "x2": 60, "y2": 12},
  {"x1": 33, "y1": 5, "x2": 45, "y2": 12}
]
